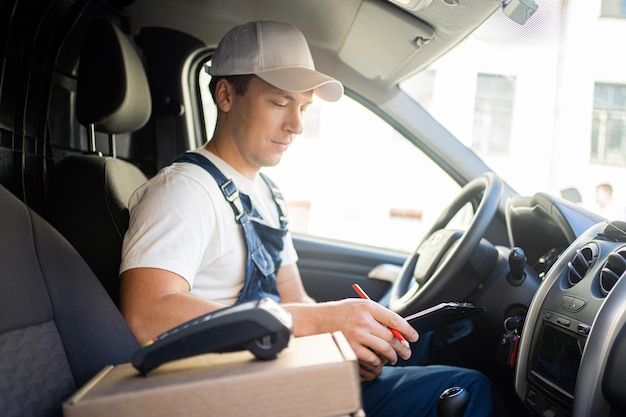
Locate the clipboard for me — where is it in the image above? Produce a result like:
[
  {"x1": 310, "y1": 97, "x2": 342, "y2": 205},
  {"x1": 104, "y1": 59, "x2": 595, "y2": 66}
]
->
[{"x1": 403, "y1": 302, "x2": 486, "y2": 333}]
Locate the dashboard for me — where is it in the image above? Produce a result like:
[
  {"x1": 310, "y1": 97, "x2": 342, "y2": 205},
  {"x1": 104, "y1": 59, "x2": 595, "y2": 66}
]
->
[{"x1": 508, "y1": 193, "x2": 626, "y2": 417}]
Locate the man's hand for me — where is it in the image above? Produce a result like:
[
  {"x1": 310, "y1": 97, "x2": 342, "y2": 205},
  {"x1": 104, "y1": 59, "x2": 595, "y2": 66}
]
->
[
  {"x1": 283, "y1": 298, "x2": 419, "y2": 380},
  {"x1": 358, "y1": 356, "x2": 387, "y2": 382}
]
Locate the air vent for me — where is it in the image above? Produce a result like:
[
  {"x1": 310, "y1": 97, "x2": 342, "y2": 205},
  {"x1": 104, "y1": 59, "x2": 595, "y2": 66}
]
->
[
  {"x1": 600, "y1": 247, "x2": 626, "y2": 296},
  {"x1": 567, "y1": 245, "x2": 597, "y2": 287}
]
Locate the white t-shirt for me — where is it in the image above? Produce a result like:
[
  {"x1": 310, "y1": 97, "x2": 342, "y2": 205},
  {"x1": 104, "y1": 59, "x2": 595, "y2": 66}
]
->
[{"x1": 120, "y1": 147, "x2": 298, "y2": 305}]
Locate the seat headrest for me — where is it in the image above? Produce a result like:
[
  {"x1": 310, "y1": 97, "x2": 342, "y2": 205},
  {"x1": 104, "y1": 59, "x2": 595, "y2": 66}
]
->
[{"x1": 76, "y1": 19, "x2": 152, "y2": 134}]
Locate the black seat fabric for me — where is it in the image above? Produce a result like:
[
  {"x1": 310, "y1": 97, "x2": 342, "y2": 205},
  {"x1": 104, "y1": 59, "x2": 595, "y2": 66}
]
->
[
  {"x1": 48, "y1": 18, "x2": 151, "y2": 305},
  {"x1": 0, "y1": 185, "x2": 139, "y2": 417},
  {"x1": 49, "y1": 155, "x2": 148, "y2": 305}
]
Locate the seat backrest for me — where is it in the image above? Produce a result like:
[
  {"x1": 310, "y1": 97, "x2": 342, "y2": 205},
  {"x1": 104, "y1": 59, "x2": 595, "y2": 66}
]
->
[
  {"x1": 48, "y1": 18, "x2": 151, "y2": 305},
  {"x1": 49, "y1": 155, "x2": 148, "y2": 305},
  {"x1": 0, "y1": 184, "x2": 139, "y2": 417}
]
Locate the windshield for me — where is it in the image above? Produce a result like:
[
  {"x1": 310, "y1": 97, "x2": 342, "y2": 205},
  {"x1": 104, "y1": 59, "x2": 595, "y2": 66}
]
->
[
  {"x1": 199, "y1": 0, "x2": 626, "y2": 253},
  {"x1": 401, "y1": 0, "x2": 626, "y2": 220}
]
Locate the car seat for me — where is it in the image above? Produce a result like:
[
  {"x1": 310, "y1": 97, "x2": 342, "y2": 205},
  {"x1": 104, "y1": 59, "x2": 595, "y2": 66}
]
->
[
  {"x1": 0, "y1": 184, "x2": 139, "y2": 417},
  {"x1": 48, "y1": 18, "x2": 151, "y2": 306}
]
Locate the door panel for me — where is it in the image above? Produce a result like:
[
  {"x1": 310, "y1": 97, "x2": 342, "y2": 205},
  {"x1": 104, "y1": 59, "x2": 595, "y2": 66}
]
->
[{"x1": 293, "y1": 234, "x2": 407, "y2": 303}]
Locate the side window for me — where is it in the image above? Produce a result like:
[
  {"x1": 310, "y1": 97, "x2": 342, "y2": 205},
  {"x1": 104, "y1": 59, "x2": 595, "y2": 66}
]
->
[
  {"x1": 591, "y1": 82, "x2": 626, "y2": 164},
  {"x1": 199, "y1": 66, "x2": 463, "y2": 253}
]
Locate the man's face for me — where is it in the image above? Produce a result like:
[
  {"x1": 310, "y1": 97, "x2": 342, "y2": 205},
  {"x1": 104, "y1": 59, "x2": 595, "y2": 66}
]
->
[{"x1": 226, "y1": 76, "x2": 313, "y2": 173}]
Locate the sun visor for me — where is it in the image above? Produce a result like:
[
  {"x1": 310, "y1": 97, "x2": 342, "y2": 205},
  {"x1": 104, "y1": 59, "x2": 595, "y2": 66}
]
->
[{"x1": 339, "y1": 0, "x2": 434, "y2": 81}]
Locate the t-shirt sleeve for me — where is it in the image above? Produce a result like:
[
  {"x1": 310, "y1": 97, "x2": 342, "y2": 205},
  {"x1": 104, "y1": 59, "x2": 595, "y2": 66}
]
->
[{"x1": 120, "y1": 171, "x2": 217, "y2": 288}]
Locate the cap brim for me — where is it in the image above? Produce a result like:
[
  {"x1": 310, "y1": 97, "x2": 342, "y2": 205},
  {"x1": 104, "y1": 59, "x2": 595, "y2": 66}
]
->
[{"x1": 257, "y1": 67, "x2": 344, "y2": 102}]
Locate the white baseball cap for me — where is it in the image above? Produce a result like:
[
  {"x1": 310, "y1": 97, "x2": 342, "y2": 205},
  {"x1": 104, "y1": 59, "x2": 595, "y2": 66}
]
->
[{"x1": 207, "y1": 20, "x2": 343, "y2": 102}]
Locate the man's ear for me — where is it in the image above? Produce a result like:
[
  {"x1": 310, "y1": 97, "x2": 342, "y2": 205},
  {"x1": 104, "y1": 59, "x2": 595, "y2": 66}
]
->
[{"x1": 214, "y1": 78, "x2": 233, "y2": 112}]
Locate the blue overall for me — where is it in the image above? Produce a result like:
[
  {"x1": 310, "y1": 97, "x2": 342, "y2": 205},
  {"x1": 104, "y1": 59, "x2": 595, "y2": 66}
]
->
[
  {"x1": 173, "y1": 152, "x2": 286, "y2": 304},
  {"x1": 174, "y1": 151, "x2": 507, "y2": 417}
]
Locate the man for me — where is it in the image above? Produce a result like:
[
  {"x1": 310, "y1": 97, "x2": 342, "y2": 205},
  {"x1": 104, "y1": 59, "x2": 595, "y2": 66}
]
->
[
  {"x1": 120, "y1": 20, "x2": 503, "y2": 416},
  {"x1": 593, "y1": 182, "x2": 625, "y2": 220}
]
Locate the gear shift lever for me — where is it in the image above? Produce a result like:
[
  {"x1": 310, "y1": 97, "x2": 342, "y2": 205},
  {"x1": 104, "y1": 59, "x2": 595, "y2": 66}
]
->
[
  {"x1": 438, "y1": 386, "x2": 469, "y2": 417},
  {"x1": 507, "y1": 246, "x2": 526, "y2": 285}
]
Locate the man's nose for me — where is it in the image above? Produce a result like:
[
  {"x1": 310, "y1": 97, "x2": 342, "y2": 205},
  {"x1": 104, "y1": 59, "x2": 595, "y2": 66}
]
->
[{"x1": 285, "y1": 108, "x2": 304, "y2": 135}]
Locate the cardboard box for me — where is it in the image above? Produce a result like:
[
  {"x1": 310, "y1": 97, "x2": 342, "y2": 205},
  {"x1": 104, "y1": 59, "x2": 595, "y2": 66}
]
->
[{"x1": 63, "y1": 332, "x2": 363, "y2": 417}]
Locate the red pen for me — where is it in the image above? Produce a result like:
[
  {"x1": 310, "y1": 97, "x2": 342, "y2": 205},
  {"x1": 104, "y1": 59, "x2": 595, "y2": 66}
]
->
[{"x1": 352, "y1": 283, "x2": 410, "y2": 349}]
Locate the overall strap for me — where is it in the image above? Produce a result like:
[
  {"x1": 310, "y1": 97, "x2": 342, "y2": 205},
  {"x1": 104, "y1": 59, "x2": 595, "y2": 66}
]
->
[
  {"x1": 174, "y1": 152, "x2": 287, "y2": 228},
  {"x1": 259, "y1": 173, "x2": 288, "y2": 229},
  {"x1": 171, "y1": 151, "x2": 284, "y2": 304},
  {"x1": 172, "y1": 152, "x2": 246, "y2": 223}
]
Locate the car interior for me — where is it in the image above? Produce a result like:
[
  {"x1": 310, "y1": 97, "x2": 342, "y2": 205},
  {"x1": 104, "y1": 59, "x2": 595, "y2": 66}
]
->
[{"x1": 2, "y1": 0, "x2": 626, "y2": 416}]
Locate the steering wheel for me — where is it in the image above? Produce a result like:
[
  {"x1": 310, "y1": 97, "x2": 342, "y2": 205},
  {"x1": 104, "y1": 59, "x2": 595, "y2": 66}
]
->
[{"x1": 388, "y1": 172, "x2": 503, "y2": 316}]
